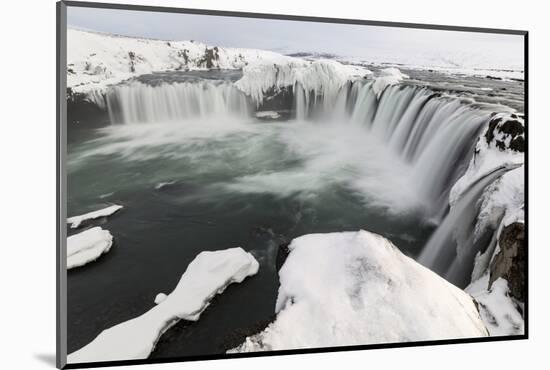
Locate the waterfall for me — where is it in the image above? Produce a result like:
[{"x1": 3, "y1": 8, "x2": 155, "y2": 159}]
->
[
  {"x1": 105, "y1": 80, "x2": 251, "y2": 124},
  {"x1": 103, "y1": 76, "x2": 496, "y2": 223},
  {"x1": 417, "y1": 164, "x2": 520, "y2": 287},
  {"x1": 97, "y1": 74, "x2": 509, "y2": 286},
  {"x1": 293, "y1": 81, "x2": 490, "y2": 218}
]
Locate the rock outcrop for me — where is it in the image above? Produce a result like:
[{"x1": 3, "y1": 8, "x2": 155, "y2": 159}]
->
[
  {"x1": 231, "y1": 230, "x2": 488, "y2": 353},
  {"x1": 485, "y1": 113, "x2": 525, "y2": 153},
  {"x1": 489, "y1": 222, "x2": 526, "y2": 302}
]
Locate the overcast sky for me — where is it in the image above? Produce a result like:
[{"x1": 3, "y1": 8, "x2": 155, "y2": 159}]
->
[{"x1": 67, "y1": 6, "x2": 524, "y2": 70}]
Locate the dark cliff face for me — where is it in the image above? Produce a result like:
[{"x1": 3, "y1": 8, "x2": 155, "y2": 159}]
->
[
  {"x1": 199, "y1": 47, "x2": 221, "y2": 69},
  {"x1": 489, "y1": 222, "x2": 526, "y2": 302},
  {"x1": 66, "y1": 89, "x2": 110, "y2": 130},
  {"x1": 257, "y1": 86, "x2": 295, "y2": 113},
  {"x1": 485, "y1": 114, "x2": 525, "y2": 153},
  {"x1": 276, "y1": 242, "x2": 291, "y2": 272}
]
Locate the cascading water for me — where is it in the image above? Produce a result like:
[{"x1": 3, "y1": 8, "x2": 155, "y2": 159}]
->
[
  {"x1": 101, "y1": 75, "x2": 503, "y2": 286},
  {"x1": 105, "y1": 80, "x2": 251, "y2": 124},
  {"x1": 293, "y1": 81, "x2": 490, "y2": 219},
  {"x1": 417, "y1": 164, "x2": 520, "y2": 287}
]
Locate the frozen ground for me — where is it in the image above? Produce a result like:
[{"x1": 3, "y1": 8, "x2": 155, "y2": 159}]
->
[
  {"x1": 231, "y1": 230, "x2": 487, "y2": 352},
  {"x1": 466, "y1": 274, "x2": 524, "y2": 336}
]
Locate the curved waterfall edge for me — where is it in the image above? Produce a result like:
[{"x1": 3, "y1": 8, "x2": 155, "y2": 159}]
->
[{"x1": 67, "y1": 76, "x2": 525, "y2": 290}]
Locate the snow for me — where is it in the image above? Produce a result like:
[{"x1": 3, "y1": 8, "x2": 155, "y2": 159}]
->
[
  {"x1": 67, "y1": 204, "x2": 123, "y2": 228},
  {"x1": 372, "y1": 68, "x2": 409, "y2": 98},
  {"x1": 68, "y1": 28, "x2": 286, "y2": 96},
  {"x1": 477, "y1": 166, "x2": 524, "y2": 231},
  {"x1": 450, "y1": 113, "x2": 524, "y2": 208},
  {"x1": 334, "y1": 51, "x2": 524, "y2": 80},
  {"x1": 67, "y1": 227, "x2": 113, "y2": 269},
  {"x1": 230, "y1": 230, "x2": 487, "y2": 352},
  {"x1": 235, "y1": 59, "x2": 371, "y2": 106},
  {"x1": 447, "y1": 112, "x2": 524, "y2": 329},
  {"x1": 466, "y1": 274, "x2": 524, "y2": 336},
  {"x1": 255, "y1": 111, "x2": 281, "y2": 119},
  {"x1": 69, "y1": 29, "x2": 372, "y2": 109},
  {"x1": 68, "y1": 247, "x2": 259, "y2": 363},
  {"x1": 68, "y1": 27, "x2": 524, "y2": 107},
  {"x1": 450, "y1": 113, "x2": 524, "y2": 263},
  {"x1": 154, "y1": 293, "x2": 167, "y2": 305}
]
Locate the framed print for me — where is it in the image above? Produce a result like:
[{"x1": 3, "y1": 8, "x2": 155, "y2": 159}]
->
[{"x1": 56, "y1": 1, "x2": 527, "y2": 368}]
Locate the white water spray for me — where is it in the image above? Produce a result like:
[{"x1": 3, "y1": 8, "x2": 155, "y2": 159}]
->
[{"x1": 293, "y1": 82, "x2": 490, "y2": 217}]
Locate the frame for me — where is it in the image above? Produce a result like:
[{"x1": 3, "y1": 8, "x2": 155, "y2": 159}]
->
[{"x1": 57, "y1": 1, "x2": 528, "y2": 368}]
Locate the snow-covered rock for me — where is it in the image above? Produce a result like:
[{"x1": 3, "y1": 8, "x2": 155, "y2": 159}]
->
[
  {"x1": 466, "y1": 274, "x2": 524, "y2": 336},
  {"x1": 154, "y1": 293, "x2": 167, "y2": 305},
  {"x1": 489, "y1": 222, "x2": 526, "y2": 302},
  {"x1": 446, "y1": 112, "x2": 525, "y2": 335},
  {"x1": 372, "y1": 67, "x2": 409, "y2": 99},
  {"x1": 450, "y1": 112, "x2": 524, "y2": 284},
  {"x1": 466, "y1": 222, "x2": 525, "y2": 336},
  {"x1": 67, "y1": 227, "x2": 113, "y2": 269},
  {"x1": 68, "y1": 247, "x2": 259, "y2": 363},
  {"x1": 68, "y1": 28, "x2": 285, "y2": 96},
  {"x1": 235, "y1": 59, "x2": 371, "y2": 106},
  {"x1": 255, "y1": 111, "x2": 281, "y2": 119},
  {"x1": 67, "y1": 204, "x2": 123, "y2": 229},
  {"x1": 451, "y1": 113, "x2": 524, "y2": 220},
  {"x1": 230, "y1": 230, "x2": 487, "y2": 352}
]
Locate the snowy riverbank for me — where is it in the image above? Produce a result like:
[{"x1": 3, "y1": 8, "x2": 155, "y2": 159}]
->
[{"x1": 231, "y1": 230, "x2": 488, "y2": 352}]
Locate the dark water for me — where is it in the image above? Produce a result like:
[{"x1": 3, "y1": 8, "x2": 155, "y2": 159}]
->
[{"x1": 67, "y1": 72, "x2": 440, "y2": 357}]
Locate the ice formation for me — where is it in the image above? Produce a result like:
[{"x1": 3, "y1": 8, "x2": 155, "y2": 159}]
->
[
  {"x1": 67, "y1": 227, "x2": 113, "y2": 269},
  {"x1": 67, "y1": 204, "x2": 123, "y2": 229},
  {"x1": 68, "y1": 247, "x2": 259, "y2": 363}
]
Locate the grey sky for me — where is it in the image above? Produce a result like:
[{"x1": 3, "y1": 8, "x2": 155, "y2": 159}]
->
[{"x1": 67, "y1": 6, "x2": 524, "y2": 70}]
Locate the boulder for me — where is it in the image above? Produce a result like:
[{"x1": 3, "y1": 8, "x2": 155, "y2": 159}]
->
[{"x1": 489, "y1": 222, "x2": 526, "y2": 302}]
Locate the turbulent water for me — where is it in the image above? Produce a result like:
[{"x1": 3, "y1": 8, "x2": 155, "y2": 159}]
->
[{"x1": 67, "y1": 69, "x2": 522, "y2": 357}]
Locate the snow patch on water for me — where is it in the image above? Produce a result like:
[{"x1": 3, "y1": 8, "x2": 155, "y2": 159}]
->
[
  {"x1": 68, "y1": 247, "x2": 259, "y2": 363},
  {"x1": 154, "y1": 293, "x2": 167, "y2": 304},
  {"x1": 67, "y1": 204, "x2": 123, "y2": 229},
  {"x1": 255, "y1": 111, "x2": 281, "y2": 119},
  {"x1": 67, "y1": 227, "x2": 113, "y2": 269}
]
